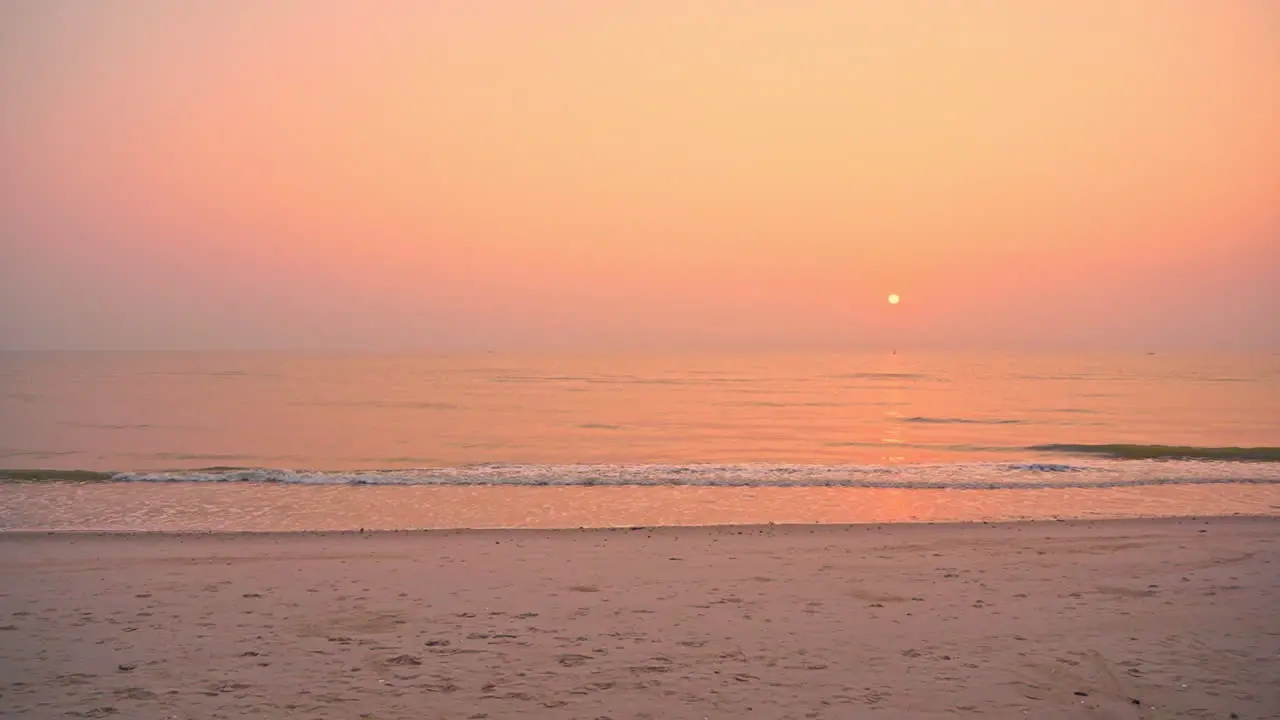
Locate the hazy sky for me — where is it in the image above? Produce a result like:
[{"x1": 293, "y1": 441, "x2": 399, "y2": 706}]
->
[{"x1": 2, "y1": 1, "x2": 1276, "y2": 351}]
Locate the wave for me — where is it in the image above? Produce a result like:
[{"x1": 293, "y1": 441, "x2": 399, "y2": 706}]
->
[
  {"x1": 823, "y1": 442, "x2": 1014, "y2": 453},
  {"x1": 0, "y1": 470, "x2": 115, "y2": 483},
  {"x1": 59, "y1": 422, "x2": 157, "y2": 430},
  {"x1": 5, "y1": 459, "x2": 1280, "y2": 489},
  {"x1": 1031, "y1": 444, "x2": 1280, "y2": 462},
  {"x1": 831, "y1": 372, "x2": 936, "y2": 381},
  {"x1": 491, "y1": 375, "x2": 759, "y2": 386},
  {"x1": 297, "y1": 401, "x2": 458, "y2": 410},
  {"x1": 901, "y1": 416, "x2": 1023, "y2": 425}
]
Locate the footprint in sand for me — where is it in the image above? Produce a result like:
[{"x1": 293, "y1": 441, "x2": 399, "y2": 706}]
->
[
  {"x1": 114, "y1": 688, "x2": 157, "y2": 701},
  {"x1": 557, "y1": 654, "x2": 593, "y2": 666}
]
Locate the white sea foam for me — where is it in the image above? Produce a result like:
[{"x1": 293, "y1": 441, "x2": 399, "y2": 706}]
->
[{"x1": 110, "y1": 460, "x2": 1280, "y2": 490}]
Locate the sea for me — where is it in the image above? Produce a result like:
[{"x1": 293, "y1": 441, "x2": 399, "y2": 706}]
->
[{"x1": 2, "y1": 350, "x2": 1278, "y2": 532}]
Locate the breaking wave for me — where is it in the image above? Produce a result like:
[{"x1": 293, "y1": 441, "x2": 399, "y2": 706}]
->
[{"x1": 54, "y1": 459, "x2": 1280, "y2": 489}]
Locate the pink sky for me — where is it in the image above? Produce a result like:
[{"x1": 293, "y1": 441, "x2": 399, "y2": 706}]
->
[{"x1": 1, "y1": 1, "x2": 1276, "y2": 350}]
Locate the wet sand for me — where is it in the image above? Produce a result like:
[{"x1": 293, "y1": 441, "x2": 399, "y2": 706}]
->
[
  {"x1": 1, "y1": 517, "x2": 1277, "y2": 719},
  {"x1": 4, "y1": 481, "x2": 1280, "y2": 532}
]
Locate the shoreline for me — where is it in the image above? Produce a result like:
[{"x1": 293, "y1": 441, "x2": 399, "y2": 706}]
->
[
  {"x1": 3, "y1": 516, "x2": 1276, "y2": 718},
  {"x1": 2, "y1": 512, "x2": 1278, "y2": 537},
  {"x1": 4, "y1": 481, "x2": 1280, "y2": 533}
]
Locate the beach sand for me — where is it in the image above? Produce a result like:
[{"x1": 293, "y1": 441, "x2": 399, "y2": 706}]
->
[{"x1": 1, "y1": 517, "x2": 1277, "y2": 719}]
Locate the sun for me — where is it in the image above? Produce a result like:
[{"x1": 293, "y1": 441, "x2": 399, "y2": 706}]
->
[{"x1": 888, "y1": 294, "x2": 900, "y2": 305}]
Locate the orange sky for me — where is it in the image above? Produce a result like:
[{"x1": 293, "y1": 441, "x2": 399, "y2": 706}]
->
[{"x1": 1, "y1": 1, "x2": 1277, "y2": 350}]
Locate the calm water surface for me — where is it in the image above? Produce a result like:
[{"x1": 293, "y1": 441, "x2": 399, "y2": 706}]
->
[{"x1": 2, "y1": 350, "x2": 1276, "y2": 471}]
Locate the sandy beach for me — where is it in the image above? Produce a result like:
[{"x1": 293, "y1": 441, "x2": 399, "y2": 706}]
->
[{"x1": 1, "y1": 517, "x2": 1277, "y2": 719}]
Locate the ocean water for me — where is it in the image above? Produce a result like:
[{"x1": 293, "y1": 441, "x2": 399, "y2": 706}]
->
[{"x1": 2, "y1": 350, "x2": 1278, "y2": 530}]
